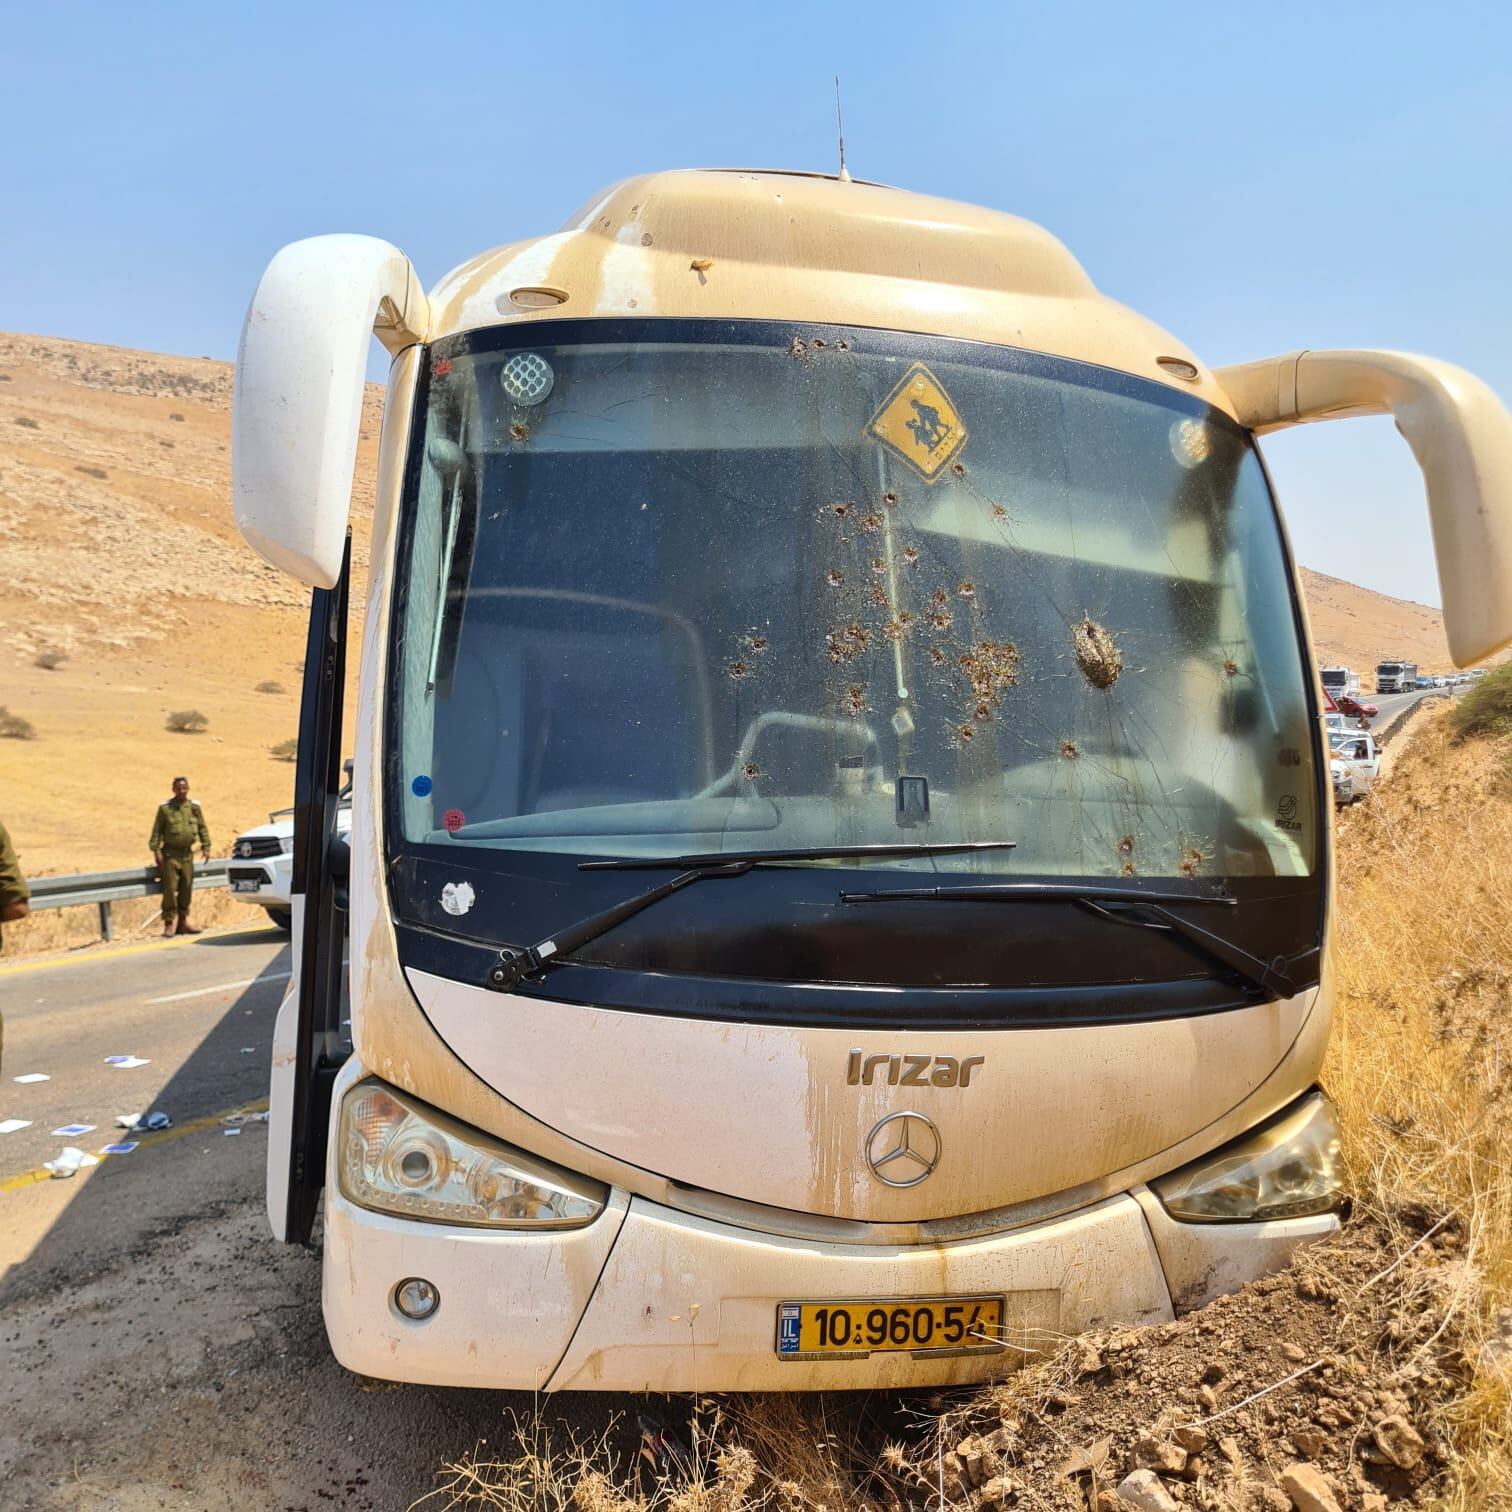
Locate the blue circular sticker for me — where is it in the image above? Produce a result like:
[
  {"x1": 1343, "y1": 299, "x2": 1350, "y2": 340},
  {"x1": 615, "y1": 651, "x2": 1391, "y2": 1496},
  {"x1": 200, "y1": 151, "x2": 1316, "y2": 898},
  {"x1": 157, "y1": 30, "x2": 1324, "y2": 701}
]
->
[{"x1": 411, "y1": 774, "x2": 433, "y2": 797}]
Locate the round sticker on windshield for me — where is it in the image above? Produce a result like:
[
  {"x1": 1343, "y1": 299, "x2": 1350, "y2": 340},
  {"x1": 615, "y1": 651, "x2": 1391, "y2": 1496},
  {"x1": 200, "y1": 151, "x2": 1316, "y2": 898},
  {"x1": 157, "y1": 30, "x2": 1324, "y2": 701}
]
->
[
  {"x1": 411, "y1": 774, "x2": 433, "y2": 798},
  {"x1": 442, "y1": 808, "x2": 465, "y2": 834},
  {"x1": 1169, "y1": 417, "x2": 1212, "y2": 469}
]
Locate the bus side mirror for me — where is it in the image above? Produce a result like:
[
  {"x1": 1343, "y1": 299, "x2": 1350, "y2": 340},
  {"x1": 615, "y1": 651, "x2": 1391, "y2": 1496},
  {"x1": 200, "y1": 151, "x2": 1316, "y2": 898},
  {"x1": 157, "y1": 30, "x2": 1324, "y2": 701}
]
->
[
  {"x1": 1216, "y1": 349, "x2": 1512, "y2": 666},
  {"x1": 232, "y1": 235, "x2": 429, "y2": 587}
]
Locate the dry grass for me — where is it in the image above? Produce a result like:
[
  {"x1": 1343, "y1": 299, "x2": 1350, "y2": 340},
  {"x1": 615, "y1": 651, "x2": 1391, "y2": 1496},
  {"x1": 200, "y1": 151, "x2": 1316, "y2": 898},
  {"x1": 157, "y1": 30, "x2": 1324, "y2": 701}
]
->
[
  {"x1": 416, "y1": 703, "x2": 1512, "y2": 1511},
  {"x1": 1326, "y1": 705, "x2": 1512, "y2": 1506}
]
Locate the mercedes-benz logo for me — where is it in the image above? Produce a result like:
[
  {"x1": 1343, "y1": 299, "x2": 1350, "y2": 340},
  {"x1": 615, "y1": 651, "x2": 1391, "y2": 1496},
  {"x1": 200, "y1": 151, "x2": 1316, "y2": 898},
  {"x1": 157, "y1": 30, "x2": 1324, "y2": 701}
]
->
[{"x1": 864, "y1": 1111, "x2": 941, "y2": 1188}]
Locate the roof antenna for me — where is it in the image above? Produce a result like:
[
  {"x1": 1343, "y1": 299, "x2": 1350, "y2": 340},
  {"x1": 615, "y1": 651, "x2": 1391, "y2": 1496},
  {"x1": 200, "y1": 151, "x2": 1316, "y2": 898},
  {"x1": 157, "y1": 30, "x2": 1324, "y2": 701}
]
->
[{"x1": 834, "y1": 75, "x2": 851, "y2": 182}]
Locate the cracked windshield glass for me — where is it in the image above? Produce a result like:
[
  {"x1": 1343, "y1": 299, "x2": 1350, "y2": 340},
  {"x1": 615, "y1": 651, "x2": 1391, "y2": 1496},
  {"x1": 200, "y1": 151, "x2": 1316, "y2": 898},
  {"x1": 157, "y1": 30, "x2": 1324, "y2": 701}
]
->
[{"x1": 393, "y1": 326, "x2": 1318, "y2": 880}]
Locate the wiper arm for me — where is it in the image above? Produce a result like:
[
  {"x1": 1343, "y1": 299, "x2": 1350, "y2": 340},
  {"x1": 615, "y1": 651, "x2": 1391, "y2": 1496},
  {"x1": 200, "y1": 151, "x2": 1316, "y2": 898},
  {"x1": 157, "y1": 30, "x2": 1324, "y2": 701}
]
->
[
  {"x1": 839, "y1": 882, "x2": 1296, "y2": 999},
  {"x1": 485, "y1": 841, "x2": 1015, "y2": 993}
]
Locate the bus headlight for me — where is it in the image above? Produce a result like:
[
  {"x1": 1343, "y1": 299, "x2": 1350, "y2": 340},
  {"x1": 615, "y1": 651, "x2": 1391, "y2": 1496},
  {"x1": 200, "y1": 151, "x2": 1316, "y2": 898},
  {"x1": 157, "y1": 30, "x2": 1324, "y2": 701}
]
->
[
  {"x1": 338, "y1": 1080, "x2": 605, "y2": 1229},
  {"x1": 1151, "y1": 1092, "x2": 1346, "y2": 1223}
]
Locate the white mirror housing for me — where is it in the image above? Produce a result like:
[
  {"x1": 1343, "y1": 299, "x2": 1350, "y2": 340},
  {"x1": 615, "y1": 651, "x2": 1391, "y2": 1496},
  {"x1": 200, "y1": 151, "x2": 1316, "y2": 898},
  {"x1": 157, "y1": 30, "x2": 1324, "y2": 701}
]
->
[
  {"x1": 232, "y1": 235, "x2": 429, "y2": 588},
  {"x1": 1216, "y1": 349, "x2": 1512, "y2": 666}
]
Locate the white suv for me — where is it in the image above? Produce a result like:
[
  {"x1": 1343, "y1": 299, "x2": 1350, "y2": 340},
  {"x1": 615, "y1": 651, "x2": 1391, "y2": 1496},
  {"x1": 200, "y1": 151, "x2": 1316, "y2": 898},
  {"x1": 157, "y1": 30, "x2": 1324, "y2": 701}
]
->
[{"x1": 229, "y1": 768, "x2": 353, "y2": 930}]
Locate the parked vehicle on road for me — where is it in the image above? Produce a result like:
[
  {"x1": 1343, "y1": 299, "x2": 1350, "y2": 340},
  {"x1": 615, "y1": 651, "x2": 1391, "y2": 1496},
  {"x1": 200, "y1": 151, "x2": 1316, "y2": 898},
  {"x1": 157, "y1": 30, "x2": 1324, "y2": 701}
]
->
[
  {"x1": 1329, "y1": 732, "x2": 1381, "y2": 800},
  {"x1": 229, "y1": 763, "x2": 353, "y2": 929},
  {"x1": 1319, "y1": 666, "x2": 1359, "y2": 700},
  {"x1": 231, "y1": 169, "x2": 1512, "y2": 1392},
  {"x1": 1330, "y1": 757, "x2": 1355, "y2": 807},
  {"x1": 1336, "y1": 693, "x2": 1377, "y2": 720},
  {"x1": 1376, "y1": 659, "x2": 1418, "y2": 693}
]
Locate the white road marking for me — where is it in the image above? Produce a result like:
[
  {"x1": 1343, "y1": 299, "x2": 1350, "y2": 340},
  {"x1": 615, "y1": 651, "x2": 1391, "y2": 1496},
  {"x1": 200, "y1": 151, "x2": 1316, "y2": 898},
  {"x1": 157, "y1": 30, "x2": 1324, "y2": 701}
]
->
[
  {"x1": 144, "y1": 959, "x2": 346, "y2": 1006},
  {"x1": 145, "y1": 971, "x2": 292, "y2": 1004}
]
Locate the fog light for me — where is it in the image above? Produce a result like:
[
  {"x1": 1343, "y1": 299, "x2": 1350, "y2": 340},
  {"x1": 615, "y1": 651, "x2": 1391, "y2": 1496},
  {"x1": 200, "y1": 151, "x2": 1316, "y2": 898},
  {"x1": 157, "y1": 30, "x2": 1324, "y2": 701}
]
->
[{"x1": 394, "y1": 1277, "x2": 440, "y2": 1321}]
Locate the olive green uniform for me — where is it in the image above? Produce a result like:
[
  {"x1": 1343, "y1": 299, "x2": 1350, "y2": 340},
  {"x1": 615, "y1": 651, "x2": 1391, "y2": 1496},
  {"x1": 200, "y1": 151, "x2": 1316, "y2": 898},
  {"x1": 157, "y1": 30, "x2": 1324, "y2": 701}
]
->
[
  {"x1": 0, "y1": 819, "x2": 29, "y2": 953},
  {"x1": 149, "y1": 798, "x2": 211, "y2": 923}
]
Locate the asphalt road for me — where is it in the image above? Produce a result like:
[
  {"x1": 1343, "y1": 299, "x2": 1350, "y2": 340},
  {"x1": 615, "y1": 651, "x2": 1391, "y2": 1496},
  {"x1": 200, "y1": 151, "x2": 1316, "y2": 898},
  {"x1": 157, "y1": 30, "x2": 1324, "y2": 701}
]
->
[{"x1": 0, "y1": 925, "x2": 292, "y2": 1181}]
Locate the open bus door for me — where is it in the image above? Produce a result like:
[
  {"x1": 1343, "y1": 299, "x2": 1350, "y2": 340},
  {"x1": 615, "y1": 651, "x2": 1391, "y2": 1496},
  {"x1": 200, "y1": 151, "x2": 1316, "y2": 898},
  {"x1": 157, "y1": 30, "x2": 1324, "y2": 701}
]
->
[{"x1": 267, "y1": 538, "x2": 352, "y2": 1244}]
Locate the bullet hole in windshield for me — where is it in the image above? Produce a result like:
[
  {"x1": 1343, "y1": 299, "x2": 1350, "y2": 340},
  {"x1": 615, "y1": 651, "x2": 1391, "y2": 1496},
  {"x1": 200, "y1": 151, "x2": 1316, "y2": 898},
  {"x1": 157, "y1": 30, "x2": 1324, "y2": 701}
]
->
[
  {"x1": 901, "y1": 545, "x2": 920, "y2": 568},
  {"x1": 744, "y1": 632, "x2": 768, "y2": 655},
  {"x1": 867, "y1": 584, "x2": 889, "y2": 608},
  {"x1": 859, "y1": 512, "x2": 883, "y2": 534},
  {"x1": 812, "y1": 338, "x2": 826, "y2": 349},
  {"x1": 1118, "y1": 834, "x2": 1136, "y2": 857},
  {"x1": 954, "y1": 723, "x2": 976, "y2": 744},
  {"x1": 1223, "y1": 655, "x2": 1240, "y2": 678},
  {"x1": 843, "y1": 684, "x2": 868, "y2": 718},
  {"x1": 870, "y1": 556, "x2": 887, "y2": 575},
  {"x1": 825, "y1": 625, "x2": 868, "y2": 664},
  {"x1": 991, "y1": 503, "x2": 1009, "y2": 521},
  {"x1": 741, "y1": 762, "x2": 760, "y2": 782},
  {"x1": 509, "y1": 422, "x2": 530, "y2": 443},
  {"x1": 926, "y1": 606, "x2": 953, "y2": 632},
  {"x1": 727, "y1": 660, "x2": 751, "y2": 683},
  {"x1": 788, "y1": 337, "x2": 809, "y2": 360},
  {"x1": 928, "y1": 647, "x2": 947, "y2": 667},
  {"x1": 1072, "y1": 617, "x2": 1122, "y2": 689},
  {"x1": 1061, "y1": 739, "x2": 1080, "y2": 760},
  {"x1": 957, "y1": 581, "x2": 976, "y2": 601},
  {"x1": 826, "y1": 568, "x2": 845, "y2": 588},
  {"x1": 827, "y1": 501, "x2": 851, "y2": 521},
  {"x1": 958, "y1": 640, "x2": 1021, "y2": 714},
  {"x1": 950, "y1": 460, "x2": 967, "y2": 478},
  {"x1": 882, "y1": 490, "x2": 899, "y2": 507},
  {"x1": 1178, "y1": 844, "x2": 1210, "y2": 878}
]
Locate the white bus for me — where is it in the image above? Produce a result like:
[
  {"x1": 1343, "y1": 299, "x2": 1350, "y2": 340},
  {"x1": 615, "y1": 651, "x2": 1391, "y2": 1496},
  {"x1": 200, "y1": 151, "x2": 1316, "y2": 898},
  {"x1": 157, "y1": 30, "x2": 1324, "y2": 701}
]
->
[{"x1": 232, "y1": 170, "x2": 1512, "y2": 1392}]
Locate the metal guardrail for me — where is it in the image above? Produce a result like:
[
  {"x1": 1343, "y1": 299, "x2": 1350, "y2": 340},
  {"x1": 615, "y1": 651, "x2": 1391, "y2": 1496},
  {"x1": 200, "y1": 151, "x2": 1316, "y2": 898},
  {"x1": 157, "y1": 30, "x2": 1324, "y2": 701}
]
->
[{"x1": 25, "y1": 859, "x2": 233, "y2": 941}]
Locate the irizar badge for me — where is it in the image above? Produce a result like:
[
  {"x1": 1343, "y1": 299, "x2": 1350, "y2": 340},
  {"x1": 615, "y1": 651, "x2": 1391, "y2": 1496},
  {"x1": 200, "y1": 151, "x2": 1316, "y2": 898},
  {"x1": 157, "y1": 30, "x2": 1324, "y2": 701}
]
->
[{"x1": 867, "y1": 363, "x2": 968, "y2": 481}]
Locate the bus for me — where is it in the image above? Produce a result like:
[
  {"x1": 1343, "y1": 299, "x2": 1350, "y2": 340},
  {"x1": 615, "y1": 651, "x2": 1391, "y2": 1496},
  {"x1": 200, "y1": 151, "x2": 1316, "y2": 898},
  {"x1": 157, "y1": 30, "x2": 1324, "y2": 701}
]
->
[
  {"x1": 232, "y1": 170, "x2": 1512, "y2": 1392},
  {"x1": 1375, "y1": 660, "x2": 1419, "y2": 694}
]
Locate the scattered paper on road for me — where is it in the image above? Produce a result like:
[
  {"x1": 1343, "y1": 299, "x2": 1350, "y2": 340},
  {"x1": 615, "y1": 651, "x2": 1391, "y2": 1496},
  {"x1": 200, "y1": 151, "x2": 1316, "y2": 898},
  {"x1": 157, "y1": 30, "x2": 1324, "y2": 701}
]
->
[
  {"x1": 0, "y1": 1118, "x2": 33, "y2": 1135},
  {"x1": 223, "y1": 1127, "x2": 241, "y2": 1137},
  {"x1": 51, "y1": 1123, "x2": 96, "y2": 1137},
  {"x1": 104, "y1": 1056, "x2": 151, "y2": 1069},
  {"x1": 45, "y1": 1147, "x2": 100, "y2": 1178},
  {"x1": 115, "y1": 1113, "x2": 144, "y2": 1128},
  {"x1": 12, "y1": 1073, "x2": 50, "y2": 1084},
  {"x1": 101, "y1": 1141, "x2": 139, "y2": 1155}
]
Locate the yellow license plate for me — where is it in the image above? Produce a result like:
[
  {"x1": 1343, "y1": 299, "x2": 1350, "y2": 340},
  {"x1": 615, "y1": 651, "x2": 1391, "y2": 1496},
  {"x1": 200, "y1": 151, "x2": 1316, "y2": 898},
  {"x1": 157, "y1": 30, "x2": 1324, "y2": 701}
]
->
[{"x1": 775, "y1": 1295, "x2": 1005, "y2": 1360}]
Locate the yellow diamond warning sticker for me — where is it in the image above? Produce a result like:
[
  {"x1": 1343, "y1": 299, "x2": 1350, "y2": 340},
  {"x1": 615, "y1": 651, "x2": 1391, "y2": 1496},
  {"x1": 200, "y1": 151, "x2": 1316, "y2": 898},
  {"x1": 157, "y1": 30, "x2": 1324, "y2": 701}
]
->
[{"x1": 867, "y1": 363, "x2": 968, "y2": 481}]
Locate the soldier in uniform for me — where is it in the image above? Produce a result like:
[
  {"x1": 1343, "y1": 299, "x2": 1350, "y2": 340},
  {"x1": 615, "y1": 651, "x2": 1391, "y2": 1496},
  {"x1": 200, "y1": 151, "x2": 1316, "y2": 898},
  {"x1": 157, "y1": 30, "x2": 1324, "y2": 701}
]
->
[
  {"x1": 0, "y1": 818, "x2": 30, "y2": 951},
  {"x1": 150, "y1": 777, "x2": 211, "y2": 938}
]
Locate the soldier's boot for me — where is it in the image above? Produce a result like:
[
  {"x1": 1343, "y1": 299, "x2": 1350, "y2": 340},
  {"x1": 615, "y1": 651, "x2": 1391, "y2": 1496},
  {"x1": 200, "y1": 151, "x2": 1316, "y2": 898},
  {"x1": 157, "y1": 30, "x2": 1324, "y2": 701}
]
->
[
  {"x1": 176, "y1": 915, "x2": 203, "y2": 936},
  {"x1": 162, "y1": 920, "x2": 176, "y2": 938}
]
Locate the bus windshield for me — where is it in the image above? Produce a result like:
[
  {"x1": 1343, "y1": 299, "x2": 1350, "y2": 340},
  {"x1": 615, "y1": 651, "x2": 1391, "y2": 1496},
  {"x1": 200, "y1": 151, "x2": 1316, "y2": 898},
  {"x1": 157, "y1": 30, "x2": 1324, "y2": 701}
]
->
[{"x1": 390, "y1": 321, "x2": 1319, "y2": 884}]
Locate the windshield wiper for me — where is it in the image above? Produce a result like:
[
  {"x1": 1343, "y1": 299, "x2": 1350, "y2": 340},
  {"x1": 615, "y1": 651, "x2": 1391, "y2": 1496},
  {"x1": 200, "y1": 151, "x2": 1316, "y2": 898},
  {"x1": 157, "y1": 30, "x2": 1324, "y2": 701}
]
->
[
  {"x1": 484, "y1": 841, "x2": 1016, "y2": 992},
  {"x1": 839, "y1": 881, "x2": 1296, "y2": 999}
]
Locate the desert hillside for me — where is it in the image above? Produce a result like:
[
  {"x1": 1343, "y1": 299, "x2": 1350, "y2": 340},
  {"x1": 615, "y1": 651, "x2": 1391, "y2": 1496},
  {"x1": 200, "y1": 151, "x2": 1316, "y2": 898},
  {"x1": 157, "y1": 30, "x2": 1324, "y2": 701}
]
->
[{"x1": 0, "y1": 330, "x2": 1476, "y2": 876}]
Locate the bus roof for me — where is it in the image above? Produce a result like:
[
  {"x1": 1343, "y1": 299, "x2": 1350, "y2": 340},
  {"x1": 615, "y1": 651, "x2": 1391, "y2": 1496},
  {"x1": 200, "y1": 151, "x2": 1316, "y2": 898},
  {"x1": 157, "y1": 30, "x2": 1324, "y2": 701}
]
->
[{"x1": 426, "y1": 169, "x2": 1235, "y2": 416}]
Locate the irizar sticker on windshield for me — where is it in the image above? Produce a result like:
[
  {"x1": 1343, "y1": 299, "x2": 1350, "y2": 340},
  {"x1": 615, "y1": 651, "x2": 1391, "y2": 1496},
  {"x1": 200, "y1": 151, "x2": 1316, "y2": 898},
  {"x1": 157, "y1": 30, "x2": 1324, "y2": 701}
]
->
[{"x1": 867, "y1": 363, "x2": 968, "y2": 481}]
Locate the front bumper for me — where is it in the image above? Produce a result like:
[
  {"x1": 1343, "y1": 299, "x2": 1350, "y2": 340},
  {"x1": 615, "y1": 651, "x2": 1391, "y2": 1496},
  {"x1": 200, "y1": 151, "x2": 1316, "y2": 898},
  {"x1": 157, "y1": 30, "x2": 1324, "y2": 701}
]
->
[
  {"x1": 227, "y1": 854, "x2": 292, "y2": 905},
  {"x1": 322, "y1": 1162, "x2": 1339, "y2": 1393}
]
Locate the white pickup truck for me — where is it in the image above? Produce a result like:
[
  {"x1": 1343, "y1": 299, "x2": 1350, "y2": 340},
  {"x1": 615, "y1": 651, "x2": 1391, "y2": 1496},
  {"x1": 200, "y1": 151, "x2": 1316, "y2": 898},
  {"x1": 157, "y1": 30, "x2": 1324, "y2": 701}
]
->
[
  {"x1": 229, "y1": 765, "x2": 352, "y2": 929},
  {"x1": 1329, "y1": 731, "x2": 1381, "y2": 801}
]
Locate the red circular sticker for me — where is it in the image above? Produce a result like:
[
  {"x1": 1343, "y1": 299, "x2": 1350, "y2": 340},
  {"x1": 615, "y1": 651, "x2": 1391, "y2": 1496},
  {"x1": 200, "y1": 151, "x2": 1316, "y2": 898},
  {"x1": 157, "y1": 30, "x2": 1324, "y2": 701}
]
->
[{"x1": 442, "y1": 808, "x2": 465, "y2": 834}]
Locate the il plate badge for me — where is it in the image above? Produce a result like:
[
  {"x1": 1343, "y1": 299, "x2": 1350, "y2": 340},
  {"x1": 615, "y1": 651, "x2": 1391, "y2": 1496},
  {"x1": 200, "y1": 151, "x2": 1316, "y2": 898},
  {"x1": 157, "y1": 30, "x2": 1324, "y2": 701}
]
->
[{"x1": 867, "y1": 363, "x2": 968, "y2": 481}]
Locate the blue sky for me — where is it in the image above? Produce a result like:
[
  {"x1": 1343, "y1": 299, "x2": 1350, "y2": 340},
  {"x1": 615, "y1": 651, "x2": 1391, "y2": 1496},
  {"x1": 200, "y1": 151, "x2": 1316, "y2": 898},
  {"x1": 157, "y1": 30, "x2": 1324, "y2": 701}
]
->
[{"x1": 4, "y1": 1, "x2": 1508, "y2": 607}]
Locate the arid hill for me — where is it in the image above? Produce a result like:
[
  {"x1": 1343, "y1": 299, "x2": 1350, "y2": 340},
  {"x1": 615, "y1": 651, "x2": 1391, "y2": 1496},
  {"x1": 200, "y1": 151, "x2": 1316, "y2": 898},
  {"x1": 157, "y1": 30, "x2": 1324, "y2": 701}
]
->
[{"x1": 0, "y1": 331, "x2": 1479, "y2": 874}]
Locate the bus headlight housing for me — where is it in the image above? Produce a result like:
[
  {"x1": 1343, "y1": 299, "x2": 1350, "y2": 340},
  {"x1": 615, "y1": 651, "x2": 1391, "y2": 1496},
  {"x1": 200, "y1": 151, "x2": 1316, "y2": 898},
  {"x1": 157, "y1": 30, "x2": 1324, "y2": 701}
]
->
[
  {"x1": 338, "y1": 1080, "x2": 605, "y2": 1229},
  {"x1": 1151, "y1": 1092, "x2": 1346, "y2": 1223}
]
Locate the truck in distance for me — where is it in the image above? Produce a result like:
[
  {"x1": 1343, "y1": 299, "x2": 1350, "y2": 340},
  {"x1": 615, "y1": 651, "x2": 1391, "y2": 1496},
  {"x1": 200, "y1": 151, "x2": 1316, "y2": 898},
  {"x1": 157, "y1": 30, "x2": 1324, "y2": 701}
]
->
[
  {"x1": 1375, "y1": 659, "x2": 1419, "y2": 693},
  {"x1": 1319, "y1": 666, "x2": 1359, "y2": 699},
  {"x1": 231, "y1": 168, "x2": 1512, "y2": 1392}
]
